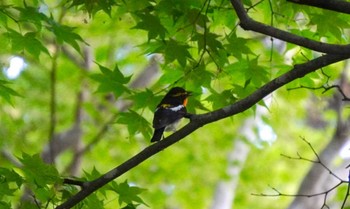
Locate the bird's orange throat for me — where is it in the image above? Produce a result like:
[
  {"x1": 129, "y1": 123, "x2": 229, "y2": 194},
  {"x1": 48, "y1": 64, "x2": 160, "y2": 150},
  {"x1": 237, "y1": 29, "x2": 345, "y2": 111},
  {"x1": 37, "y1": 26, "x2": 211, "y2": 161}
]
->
[{"x1": 183, "y1": 98, "x2": 188, "y2": 106}]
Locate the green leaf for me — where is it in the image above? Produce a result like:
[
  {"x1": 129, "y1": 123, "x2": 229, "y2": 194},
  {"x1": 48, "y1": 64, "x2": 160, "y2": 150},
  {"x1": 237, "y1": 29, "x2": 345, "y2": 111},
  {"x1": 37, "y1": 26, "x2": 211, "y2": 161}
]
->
[
  {"x1": 193, "y1": 32, "x2": 223, "y2": 54},
  {"x1": 0, "y1": 6, "x2": 9, "y2": 27},
  {"x1": 0, "y1": 168, "x2": 23, "y2": 188},
  {"x1": 61, "y1": 185, "x2": 79, "y2": 201},
  {"x1": 23, "y1": 32, "x2": 50, "y2": 57},
  {"x1": 309, "y1": 12, "x2": 349, "y2": 41},
  {"x1": 83, "y1": 167, "x2": 108, "y2": 196},
  {"x1": 0, "y1": 201, "x2": 11, "y2": 209},
  {"x1": 157, "y1": 67, "x2": 184, "y2": 85},
  {"x1": 18, "y1": 153, "x2": 60, "y2": 187},
  {"x1": 83, "y1": 192, "x2": 105, "y2": 209},
  {"x1": 187, "y1": 8, "x2": 209, "y2": 28},
  {"x1": 83, "y1": 167, "x2": 102, "y2": 181},
  {"x1": 226, "y1": 57, "x2": 269, "y2": 88},
  {"x1": 225, "y1": 33, "x2": 255, "y2": 59},
  {"x1": 0, "y1": 181, "x2": 16, "y2": 198},
  {"x1": 116, "y1": 110, "x2": 152, "y2": 139},
  {"x1": 164, "y1": 39, "x2": 193, "y2": 67},
  {"x1": 245, "y1": 57, "x2": 269, "y2": 87},
  {"x1": 231, "y1": 83, "x2": 256, "y2": 99},
  {"x1": 46, "y1": 18, "x2": 86, "y2": 53},
  {"x1": 206, "y1": 32, "x2": 224, "y2": 54},
  {"x1": 186, "y1": 64, "x2": 213, "y2": 89},
  {"x1": 15, "y1": 6, "x2": 47, "y2": 30},
  {"x1": 0, "y1": 79, "x2": 21, "y2": 105},
  {"x1": 206, "y1": 89, "x2": 237, "y2": 110},
  {"x1": 7, "y1": 29, "x2": 49, "y2": 57},
  {"x1": 70, "y1": 0, "x2": 116, "y2": 16},
  {"x1": 224, "y1": 61, "x2": 249, "y2": 87},
  {"x1": 133, "y1": 12, "x2": 167, "y2": 40},
  {"x1": 130, "y1": 89, "x2": 157, "y2": 110},
  {"x1": 122, "y1": 0, "x2": 153, "y2": 12},
  {"x1": 122, "y1": 203, "x2": 139, "y2": 209},
  {"x1": 109, "y1": 180, "x2": 148, "y2": 206},
  {"x1": 90, "y1": 63, "x2": 131, "y2": 98}
]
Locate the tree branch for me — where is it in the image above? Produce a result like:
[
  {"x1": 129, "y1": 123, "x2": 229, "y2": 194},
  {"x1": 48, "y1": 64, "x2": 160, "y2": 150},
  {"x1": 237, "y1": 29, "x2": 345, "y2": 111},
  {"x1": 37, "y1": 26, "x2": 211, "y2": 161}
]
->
[
  {"x1": 56, "y1": 53, "x2": 350, "y2": 209},
  {"x1": 287, "y1": 0, "x2": 350, "y2": 15},
  {"x1": 229, "y1": 0, "x2": 350, "y2": 54},
  {"x1": 48, "y1": 46, "x2": 59, "y2": 164}
]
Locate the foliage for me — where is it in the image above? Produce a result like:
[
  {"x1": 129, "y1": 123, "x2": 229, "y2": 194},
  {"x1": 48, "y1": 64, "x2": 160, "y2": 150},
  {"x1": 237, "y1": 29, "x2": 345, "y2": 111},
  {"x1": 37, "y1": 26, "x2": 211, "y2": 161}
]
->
[{"x1": 0, "y1": 0, "x2": 349, "y2": 208}]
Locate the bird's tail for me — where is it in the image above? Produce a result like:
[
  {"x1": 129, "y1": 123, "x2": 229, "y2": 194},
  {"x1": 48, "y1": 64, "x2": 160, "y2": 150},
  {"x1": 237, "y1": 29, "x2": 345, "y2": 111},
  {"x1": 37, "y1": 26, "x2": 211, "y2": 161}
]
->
[{"x1": 151, "y1": 127, "x2": 165, "y2": 142}]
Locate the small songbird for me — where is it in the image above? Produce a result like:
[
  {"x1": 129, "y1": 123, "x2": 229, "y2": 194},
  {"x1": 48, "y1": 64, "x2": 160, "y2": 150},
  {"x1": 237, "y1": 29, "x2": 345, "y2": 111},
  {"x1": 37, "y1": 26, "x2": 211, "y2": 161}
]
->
[{"x1": 150, "y1": 87, "x2": 192, "y2": 142}]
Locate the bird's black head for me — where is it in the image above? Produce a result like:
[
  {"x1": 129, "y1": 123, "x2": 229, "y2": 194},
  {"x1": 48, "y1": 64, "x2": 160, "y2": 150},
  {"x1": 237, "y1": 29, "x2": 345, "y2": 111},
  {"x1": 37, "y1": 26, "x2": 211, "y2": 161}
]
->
[
  {"x1": 166, "y1": 87, "x2": 192, "y2": 97},
  {"x1": 159, "y1": 87, "x2": 192, "y2": 106}
]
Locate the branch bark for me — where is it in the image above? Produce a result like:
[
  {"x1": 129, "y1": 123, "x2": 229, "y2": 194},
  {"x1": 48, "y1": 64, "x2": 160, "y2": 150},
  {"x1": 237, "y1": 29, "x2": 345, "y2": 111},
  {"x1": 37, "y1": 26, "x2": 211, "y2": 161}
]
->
[
  {"x1": 56, "y1": 53, "x2": 350, "y2": 209},
  {"x1": 287, "y1": 0, "x2": 350, "y2": 15},
  {"x1": 230, "y1": 0, "x2": 350, "y2": 54}
]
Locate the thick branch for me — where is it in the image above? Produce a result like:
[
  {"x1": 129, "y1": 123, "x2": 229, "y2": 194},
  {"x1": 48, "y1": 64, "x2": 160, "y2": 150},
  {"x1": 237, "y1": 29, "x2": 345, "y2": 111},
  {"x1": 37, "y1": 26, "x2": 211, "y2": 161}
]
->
[
  {"x1": 56, "y1": 53, "x2": 350, "y2": 209},
  {"x1": 230, "y1": 0, "x2": 350, "y2": 54},
  {"x1": 287, "y1": 0, "x2": 350, "y2": 15}
]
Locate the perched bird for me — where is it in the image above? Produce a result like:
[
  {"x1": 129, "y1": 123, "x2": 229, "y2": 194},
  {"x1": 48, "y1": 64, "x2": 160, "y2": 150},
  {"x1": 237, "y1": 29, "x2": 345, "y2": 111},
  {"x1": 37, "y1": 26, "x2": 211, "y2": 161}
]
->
[{"x1": 151, "y1": 87, "x2": 192, "y2": 142}]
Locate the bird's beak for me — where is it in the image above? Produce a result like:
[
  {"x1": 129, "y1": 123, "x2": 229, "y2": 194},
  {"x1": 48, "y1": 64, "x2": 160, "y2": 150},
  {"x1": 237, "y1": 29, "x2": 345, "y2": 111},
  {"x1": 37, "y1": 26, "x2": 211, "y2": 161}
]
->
[{"x1": 186, "y1": 91, "x2": 192, "y2": 96}]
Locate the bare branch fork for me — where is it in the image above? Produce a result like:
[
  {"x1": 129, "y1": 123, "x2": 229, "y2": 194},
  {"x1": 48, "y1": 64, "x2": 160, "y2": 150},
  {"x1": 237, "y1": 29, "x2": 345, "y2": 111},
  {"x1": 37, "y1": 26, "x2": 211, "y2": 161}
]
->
[
  {"x1": 253, "y1": 137, "x2": 350, "y2": 209},
  {"x1": 281, "y1": 137, "x2": 344, "y2": 182},
  {"x1": 287, "y1": 67, "x2": 350, "y2": 101},
  {"x1": 56, "y1": 0, "x2": 350, "y2": 208},
  {"x1": 288, "y1": 84, "x2": 350, "y2": 101}
]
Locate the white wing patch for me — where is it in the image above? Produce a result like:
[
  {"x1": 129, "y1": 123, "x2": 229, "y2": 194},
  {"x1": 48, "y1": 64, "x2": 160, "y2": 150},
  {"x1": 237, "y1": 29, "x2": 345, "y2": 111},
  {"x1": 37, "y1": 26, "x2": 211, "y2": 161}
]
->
[{"x1": 169, "y1": 105, "x2": 184, "y2": 112}]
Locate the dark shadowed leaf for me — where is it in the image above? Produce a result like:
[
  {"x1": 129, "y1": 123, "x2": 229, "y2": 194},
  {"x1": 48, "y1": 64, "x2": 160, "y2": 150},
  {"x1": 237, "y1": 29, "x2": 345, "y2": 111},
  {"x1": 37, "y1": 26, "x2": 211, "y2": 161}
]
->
[{"x1": 133, "y1": 12, "x2": 167, "y2": 40}]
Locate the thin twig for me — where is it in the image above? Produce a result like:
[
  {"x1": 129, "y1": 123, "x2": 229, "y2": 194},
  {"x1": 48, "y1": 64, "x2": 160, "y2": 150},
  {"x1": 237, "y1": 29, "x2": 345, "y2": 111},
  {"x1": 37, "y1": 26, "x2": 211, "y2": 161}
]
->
[
  {"x1": 340, "y1": 170, "x2": 350, "y2": 208},
  {"x1": 288, "y1": 84, "x2": 350, "y2": 101},
  {"x1": 281, "y1": 137, "x2": 344, "y2": 182}
]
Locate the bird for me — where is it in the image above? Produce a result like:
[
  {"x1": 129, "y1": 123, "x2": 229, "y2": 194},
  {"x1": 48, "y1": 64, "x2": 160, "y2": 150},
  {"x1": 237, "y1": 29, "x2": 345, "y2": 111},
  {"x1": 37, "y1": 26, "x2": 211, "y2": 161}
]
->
[{"x1": 150, "y1": 87, "x2": 192, "y2": 142}]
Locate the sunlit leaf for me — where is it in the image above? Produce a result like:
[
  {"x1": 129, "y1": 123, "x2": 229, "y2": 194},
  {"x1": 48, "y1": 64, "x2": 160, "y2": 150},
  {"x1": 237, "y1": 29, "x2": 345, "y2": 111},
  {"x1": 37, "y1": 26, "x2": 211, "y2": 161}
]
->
[
  {"x1": 109, "y1": 180, "x2": 148, "y2": 206},
  {"x1": 116, "y1": 110, "x2": 152, "y2": 139},
  {"x1": 225, "y1": 33, "x2": 255, "y2": 59},
  {"x1": 0, "y1": 168, "x2": 23, "y2": 188},
  {"x1": 163, "y1": 39, "x2": 193, "y2": 67},
  {"x1": 18, "y1": 153, "x2": 60, "y2": 187},
  {"x1": 206, "y1": 89, "x2": 237, "y2": 110}
]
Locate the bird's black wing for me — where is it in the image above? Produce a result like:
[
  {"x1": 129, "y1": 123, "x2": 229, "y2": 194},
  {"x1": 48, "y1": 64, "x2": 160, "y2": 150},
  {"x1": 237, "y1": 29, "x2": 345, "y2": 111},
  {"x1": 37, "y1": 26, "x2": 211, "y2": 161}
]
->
[{"x1": 152, "y1": 106, "x2": 187, "y2": 129}]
